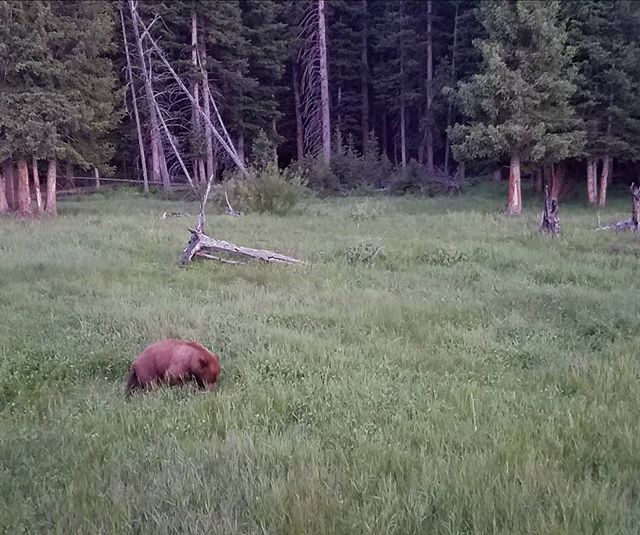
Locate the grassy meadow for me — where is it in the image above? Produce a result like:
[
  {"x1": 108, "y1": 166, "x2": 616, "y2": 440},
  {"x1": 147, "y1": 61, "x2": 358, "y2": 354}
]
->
[{"x1": 1, "y1": 183, "x2": 640, "y2": 534}]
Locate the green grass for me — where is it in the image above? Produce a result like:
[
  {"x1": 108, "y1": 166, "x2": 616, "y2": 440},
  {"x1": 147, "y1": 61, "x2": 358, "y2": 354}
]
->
[{"x1": 1, "y1": 183, "x2": 640, "y2": 534}]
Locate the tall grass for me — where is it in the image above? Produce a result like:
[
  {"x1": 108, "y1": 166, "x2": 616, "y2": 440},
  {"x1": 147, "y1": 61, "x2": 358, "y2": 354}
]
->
[{"x1": 1, "y1": 184, "x2": 639, "y2": 534}]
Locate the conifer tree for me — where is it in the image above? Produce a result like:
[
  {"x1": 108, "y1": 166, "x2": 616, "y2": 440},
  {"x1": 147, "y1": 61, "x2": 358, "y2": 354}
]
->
[
  {"x1": 450, "y1": 0, "x2": 583, "y2": 215},
  {"x1": 240, "y1": 0, "x2": 288, "y2": 149},
  {"x1": 565, "y1": 0, "x2": 640, "y2": 206},
  {"x1": 371, "y1": 0, "x2": 423, "y2": 168}
]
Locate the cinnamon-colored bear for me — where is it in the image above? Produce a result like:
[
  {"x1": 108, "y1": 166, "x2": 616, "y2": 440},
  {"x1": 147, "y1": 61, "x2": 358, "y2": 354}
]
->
[{"x1": 126, "y1": 339, "x2": 220, "y2": 397}]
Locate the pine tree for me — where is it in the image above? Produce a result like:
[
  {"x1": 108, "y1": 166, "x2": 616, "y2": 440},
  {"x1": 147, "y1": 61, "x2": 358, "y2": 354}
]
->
[
  {"x1": 565, "y1": 0, "x2": 640, "y2": 206},
  {"x1": 0, "y1": 0, "x2": 118, "y2": 216},
  {"x1": 450, "y1": 0, "x2": 583, "y2": 215},
  {"x1": 328, "y1": 0, "x2": 364, "y2": 148},
  {"x1": 371, "y1": 0, "x2": 423, "y2": 168},
  {"x1": 240, "y1": 0, "x2": 288, "y2": 159}
]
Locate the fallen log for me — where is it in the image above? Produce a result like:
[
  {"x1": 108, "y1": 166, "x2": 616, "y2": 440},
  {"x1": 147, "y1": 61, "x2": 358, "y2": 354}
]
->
[
  {"x1": 597, "y1": 183, "x2": 640, "y2": 232},
  {"x1": 180, "y1": 229, "x2": 303, "y2": 266}
]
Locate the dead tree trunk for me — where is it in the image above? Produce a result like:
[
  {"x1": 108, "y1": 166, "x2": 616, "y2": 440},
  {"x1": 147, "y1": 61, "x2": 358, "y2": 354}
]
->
[
  {"x1": 191, "y1": 11, "x2": 206, "y2": 186},
  {"x1": 0, "y1": 164, "x2": 9, "y2": 213},
  {"x1": 237, "y1": 133, "x2": 245, "y2": 165},
  {"x1": 180, "y1": 230, "x2": 304, "y2": 266},
  {"x1": 586, "y1": 157, "x2": 597, "y2": 204},
  {"x1": 45, "y1": 158, "x2": 57, "y2": 216},
  {"x1": 598, "y1": 155, "x2": 611, "y2": 207},
  {"x1": 120, "y1": 4, "x2": 149, "y2": 194},
  {"x1": 318, "y1": 0, "x2": 331, "y2": 165},
  {"x1": 360, "y1": 0, "x2": 369, "y2": 151},
  {"x1": 179, "y1": 174, "x2": 303, "y2": 267},
  {"x1": 16, "y1": 158, "x2": 32, "y2": 216},
  {"x1": 199, "y1": 31, "x2": 216, "y2": 182},
  {"x1": 129, "y1": 0, "x2": 167, "y2": 189},
  {"x1": 32, "y1": 157, "x2": 43, "y2": 212},
  {"x1": 507, "y1": 152, "x2": 521, "y2": 216},
  {"x1": 4, "y1": 160, "x2": 16, "y2": 210},
  {"x1": 540, "y1": 186, "x2": 559, "y2": 235},
  {"x1": 599, "y1": 183, "x2": 640, "y2": 231}
]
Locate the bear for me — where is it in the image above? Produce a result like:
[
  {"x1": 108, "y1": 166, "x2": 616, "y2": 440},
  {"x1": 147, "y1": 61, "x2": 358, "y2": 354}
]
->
[{"x1": 125, "y1": 339, "x2": 221, "y2": 397}]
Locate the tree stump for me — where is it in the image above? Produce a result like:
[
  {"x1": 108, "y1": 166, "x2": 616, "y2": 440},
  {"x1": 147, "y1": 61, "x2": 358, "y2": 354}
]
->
[{"x1": 540, "y1": 186, "x2": 560, "y2": 236}]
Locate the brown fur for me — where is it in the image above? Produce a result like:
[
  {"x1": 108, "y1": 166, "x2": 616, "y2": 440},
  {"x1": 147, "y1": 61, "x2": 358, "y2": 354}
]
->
[{"x1": 125, "y1": 339, "x2": 220, "y2": 397}]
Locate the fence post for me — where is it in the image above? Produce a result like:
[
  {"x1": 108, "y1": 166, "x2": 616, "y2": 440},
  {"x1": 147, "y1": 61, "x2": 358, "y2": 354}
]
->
[{"x1": 94, "y1": 167, "x2": 100, "y2": 190}]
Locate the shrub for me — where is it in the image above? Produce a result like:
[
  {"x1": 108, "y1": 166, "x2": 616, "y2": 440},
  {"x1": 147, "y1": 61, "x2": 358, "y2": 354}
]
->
[
  {"x1": 295, "y1": 132, "x2": 392, "y2": 194},
  {"x1": 345, "y1": 239, "x2": 386, "y2": 266},
  {"x1": 211, "y1": 163, "x2": 308, "y2": 216}
]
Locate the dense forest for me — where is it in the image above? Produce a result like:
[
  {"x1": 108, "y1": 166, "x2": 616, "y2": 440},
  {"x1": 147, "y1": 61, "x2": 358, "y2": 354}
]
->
[{"x1": 2, "y1": 0, "x2": 640, "y2": 217}]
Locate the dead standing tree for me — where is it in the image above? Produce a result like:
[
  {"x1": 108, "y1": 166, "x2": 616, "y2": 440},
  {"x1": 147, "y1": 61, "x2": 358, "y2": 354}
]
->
[
  {"x1": 128, "y1": 4, "x2": 303, "y2": 267},
  {"x1": 598, "y1": 183, "x2": 640, "y2": 232},
  {"x1": 298, "y1": 0, "x2": 331, "y2": 164},
  {"x1": 539, "y1": 186, "x2": 560, "y2": 236}
]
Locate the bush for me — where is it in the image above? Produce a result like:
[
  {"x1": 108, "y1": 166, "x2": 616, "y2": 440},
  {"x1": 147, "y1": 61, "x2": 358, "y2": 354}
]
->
[
  {"x1": 211, "y1": 163, "x2": 308, "y2": 216},
  {"x1": 296, "y1": 132, "x2": 392, "y2": 194}
]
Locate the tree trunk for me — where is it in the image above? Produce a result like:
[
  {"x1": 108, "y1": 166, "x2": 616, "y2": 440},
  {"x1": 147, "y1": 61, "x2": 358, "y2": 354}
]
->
[
  {"x1": 361, "y1": 0, "x2": 369, "y2": 151},
  {"x1": 32, "y1": 157, "x2": 43, "y2": 212},
  {"x1": 598, "y1": 154, "x2": 610, "y2": 207},
  {"x1": 551, "y1": 162, "x2": 565, "y2": 199},
  {"x1": 237, "y1": 133, "x2": 245, "y2": 165},
  {"x1": 507, "y1": 152, "x2": 522, "y2": 216},
  {"x1": 535, "y1": 166, "x2": 543, "y2": 193},
  {"x1": 425, "y1": 0, "x2": 434, "y2": 173},
  {"x1": 0, "y1": 165, "x2": 8, "y2": 213},
  {"x1": 540, "y1": 186, "x2": 560, "y2": 235},
  {"x1": 191, "y1": 11, "x2": 205, "y2": 185},
  {"x1": 199, "y1": 30, "x2": 216, "y2": 183},
  {"x1": 271, "y1": 117, "x2": 279, "y2": 165},
  {"x1": 65, "y1": 162, "x2": 75, "y2": 188},
  {"x1": 16, "y1": 159, "x2": 32, "y2": 216},
  {"x1": 198, "y1": 158, "x2": 206, "y2": 186},
  {"x1": 292, "y1": 62, "x2": 304, "y2": 161},
  {"x1": 586, "y1": 157, "x2": 597, "y2": 204},
  {"x1": 2, "y1": 160, "x2": 15, "y2": 211},
  {"x1": 45, "y1": 159, "x2": 57, "y2": 216},
  {"x1": 129, "y1": 0, "x2": 165, "y2": 188},
  {"x1": 336, "y1": 85, "x2": 342, "y2": 142},
  {"x1": 318, "y1": 0, "x2": 331, "y2": 165},
  {"x1": 159, "y1": 141, "x2": 171, "y2": 190},
  {"x1": 120, "y1": 4, "x2": 148, "y2": 193},
  {"x1": 444, "y1": 3, "x2": 459, "y2": 175},
  {"x1": 381, "y1": 113, "x2": 387, "y2": 157},
  {"x1": 632, "y1": 184, "x2": 640, "y2": 229},
  {"x1": 400, "y1": 100, "x2": 406, "y2": 168}
]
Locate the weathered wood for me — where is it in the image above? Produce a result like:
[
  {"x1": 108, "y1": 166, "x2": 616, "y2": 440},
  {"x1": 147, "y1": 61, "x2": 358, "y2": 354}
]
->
[
  {"x1": 180, "y1": 229, "x2": 303, "y2": 266},
  {"x1": 598, "y1": 183, "x2": 640, "y2": 231},
  {"x1": 32, "y1": 157, "x2": 43, "y2": 213},
  {"x1": 540, "y1": 186, "x2": 560, "y2": 236}
]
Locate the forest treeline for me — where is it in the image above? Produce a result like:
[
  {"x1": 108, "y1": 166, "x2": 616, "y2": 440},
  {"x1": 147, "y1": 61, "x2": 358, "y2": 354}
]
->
[{"x1": 1, "y1": 0, "x2": 640, "y2": 216}]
